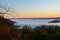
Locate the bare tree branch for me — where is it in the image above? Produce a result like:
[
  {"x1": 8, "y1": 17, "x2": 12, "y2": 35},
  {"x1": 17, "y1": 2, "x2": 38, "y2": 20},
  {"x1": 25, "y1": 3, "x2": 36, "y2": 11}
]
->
[{"x1": 0, "y1": 3, "x2": 15, "y2": 18}]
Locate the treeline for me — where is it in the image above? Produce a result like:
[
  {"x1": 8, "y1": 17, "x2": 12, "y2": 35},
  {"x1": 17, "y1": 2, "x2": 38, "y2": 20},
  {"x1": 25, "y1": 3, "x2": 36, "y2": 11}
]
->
[
  {"x1": 1, "y1": 25, "x2": 60, "y2": 40},
  {"x1": 18, "y1": 25, "x2": 60, "y2": 40},
  {"x1": 0, "y1": 18, "x2": 60, "y2": 40}
]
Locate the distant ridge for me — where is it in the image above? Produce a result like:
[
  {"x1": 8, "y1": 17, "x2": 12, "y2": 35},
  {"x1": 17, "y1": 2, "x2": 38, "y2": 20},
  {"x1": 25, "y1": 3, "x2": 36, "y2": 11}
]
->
[{"x1": 11, "y1": 17, "x2": 60, "y2": 19}]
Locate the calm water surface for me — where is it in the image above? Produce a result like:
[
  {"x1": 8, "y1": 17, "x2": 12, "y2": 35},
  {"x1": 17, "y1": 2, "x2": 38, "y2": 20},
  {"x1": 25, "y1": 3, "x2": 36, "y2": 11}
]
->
[{"x1": 10, "y1": 18, "x2": 60, "y2": 28}]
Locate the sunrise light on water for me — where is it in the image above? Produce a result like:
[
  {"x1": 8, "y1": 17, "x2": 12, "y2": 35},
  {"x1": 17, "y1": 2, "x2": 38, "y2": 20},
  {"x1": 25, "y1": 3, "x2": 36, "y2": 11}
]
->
[{"x1": 1, "y1": 0, "x2": 60, "y2": 40}]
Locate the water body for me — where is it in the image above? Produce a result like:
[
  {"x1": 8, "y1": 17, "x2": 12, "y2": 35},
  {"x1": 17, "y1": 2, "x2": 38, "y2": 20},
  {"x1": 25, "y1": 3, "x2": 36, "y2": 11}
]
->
[{"x1": 10, "y1": 18, "x2": 60, "y2": 28}]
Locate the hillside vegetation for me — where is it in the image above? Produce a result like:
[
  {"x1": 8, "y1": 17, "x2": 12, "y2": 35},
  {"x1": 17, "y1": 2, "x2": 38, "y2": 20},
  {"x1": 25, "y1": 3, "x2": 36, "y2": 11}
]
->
[{"x1": 0, "y1": 17, "x2": 60, "y2": 40}]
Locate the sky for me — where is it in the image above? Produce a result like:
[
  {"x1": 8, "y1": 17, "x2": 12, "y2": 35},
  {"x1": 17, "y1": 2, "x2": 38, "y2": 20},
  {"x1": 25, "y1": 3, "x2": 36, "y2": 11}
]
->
[{"x1": 0, "y1": 0, "x2": 60, "y2": 18}]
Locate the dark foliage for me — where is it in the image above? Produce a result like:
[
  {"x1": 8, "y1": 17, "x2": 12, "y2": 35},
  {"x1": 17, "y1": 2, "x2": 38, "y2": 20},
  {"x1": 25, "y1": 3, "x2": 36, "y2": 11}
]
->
[{"x1": 0, "y1": 17, "x2": 60, "y2": 40}]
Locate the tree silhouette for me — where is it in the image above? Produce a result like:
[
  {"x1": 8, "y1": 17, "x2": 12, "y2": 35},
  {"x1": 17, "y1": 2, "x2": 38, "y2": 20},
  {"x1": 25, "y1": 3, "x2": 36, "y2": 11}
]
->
[{"x1": 0, "y1": 3, "x2": 15, "y2": 18}]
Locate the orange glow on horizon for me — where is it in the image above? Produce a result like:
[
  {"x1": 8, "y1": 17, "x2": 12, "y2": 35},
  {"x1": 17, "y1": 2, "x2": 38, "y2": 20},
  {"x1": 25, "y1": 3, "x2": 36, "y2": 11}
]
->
[
  {"x1": 4, "y1": 11, "x2": 60, "y2": 18},
  {"x1": 5, "y1": 13, "x2": 60, "y2": 18},
  {"x1": 1, "y1": 0, "x2": 60, "y2": 18}
]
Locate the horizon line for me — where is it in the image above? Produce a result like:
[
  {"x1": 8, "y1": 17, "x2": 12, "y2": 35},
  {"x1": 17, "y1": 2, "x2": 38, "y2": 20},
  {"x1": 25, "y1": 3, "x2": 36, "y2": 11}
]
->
[{"x1": 8, "y1": 17, "x2": 60, "y2": 19}]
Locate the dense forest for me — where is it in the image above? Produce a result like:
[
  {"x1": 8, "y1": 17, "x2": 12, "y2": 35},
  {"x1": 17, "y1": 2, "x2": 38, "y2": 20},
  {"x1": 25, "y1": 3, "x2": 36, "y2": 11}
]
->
[{"x1": 0, "y1": 17, "x2": 60, "y2": 40}]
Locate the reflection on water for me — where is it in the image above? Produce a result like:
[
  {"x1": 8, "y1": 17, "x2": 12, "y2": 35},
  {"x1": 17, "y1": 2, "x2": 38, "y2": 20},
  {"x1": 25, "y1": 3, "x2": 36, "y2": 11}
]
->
[{"x1": 10, "y1": 18, "x2": 60, "y2": 28}]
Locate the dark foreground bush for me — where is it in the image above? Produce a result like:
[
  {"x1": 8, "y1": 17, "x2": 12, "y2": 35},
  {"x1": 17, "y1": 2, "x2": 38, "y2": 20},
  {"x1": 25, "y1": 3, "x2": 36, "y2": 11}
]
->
[{"x1": 0, "y1": 18, "x2": 60, "y2": 40}]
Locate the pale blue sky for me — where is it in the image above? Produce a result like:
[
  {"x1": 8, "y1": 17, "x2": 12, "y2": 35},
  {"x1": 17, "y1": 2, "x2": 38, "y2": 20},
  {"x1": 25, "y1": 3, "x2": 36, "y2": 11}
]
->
[{"x1": 0, "y1": 0, "x2": 60, "y2": 18}]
